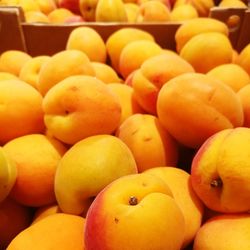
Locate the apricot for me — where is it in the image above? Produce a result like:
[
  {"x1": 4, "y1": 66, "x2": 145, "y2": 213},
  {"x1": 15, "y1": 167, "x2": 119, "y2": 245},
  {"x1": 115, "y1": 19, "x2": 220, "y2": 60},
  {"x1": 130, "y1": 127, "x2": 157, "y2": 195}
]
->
[
  {"x1": 237, "y1": 84, "x2": 250, "y2": 127},
  {"x1": 145, "y1": 167, "x2": 204, "y2": 248},
  {"x1": 0, "y1": 79, "x2": 45, "y2": 144},
  {"x1": 32, "y1": 204, "x2": 62, "y2": 224},
  {"x1": 43, "y1": 75, "x2": 121, "y2": 145},
  {"x1": 19, "y1": 55, "x2": 50, "y2": 89},
  {"x1": 119, "y1": 39, "x2": 163, "y2": 79},
  {"x1": 66, "y1": 26, "x2": 107, "y2": 63},
  {"x1": 237, "y1": 43, "x2": 250, "y2": 75},
  {"x1": 0, "y1": 198, "x2": 32, "y2": 249},
  {"x1": 131, "y1": 53, "x2": 194, "y2": 114},
  {"x1": 170, "y1": 4, "x2": 198, "y2": 21},
  {"x1": 157, "y1": 72, "x2": 244, "y2": 148},
  {"x1": 180, "y1": 32, "x2": 233, "y2": 73},
  {"x1": 55, "y1": 134, "x2": 137, "y2": 215},
  {"x1": 207, "y1": 63, "x2": 250, "y2": 92},
  {"x1": 37, "y1": 49, "x2": 95, "y2": 96},
  {"x1": 194, "y1": 214, "x2": 250, "y2": 249},
  {"x1": 136, "y1": 0, "x2": 171, "y2": 22},
  {"x1": 7, "y1": 213, "x2": 85, "y2": 250},
  {"x1": 47, "y1": 7, "x2": 75, "y2": 23},
  {"x1": 91, "y1": 62, "x2": 122, "y2": 83},
  {"x1": 25, "y1": 10, "x2": 50, "y2": 23},
  {"x1": 175, "y1": 17, "x2": 229, "y2": 53},
  {"x1": 106, "y1": 28, "x2": 155, "y2": 73},
  {"x1": 107, "y1": 83, "x2": 144, "y2": 125},
  {"x1": 116, "y1": 114, "x2": 179, "y2": 172},
  {"x1": 0, "y1": 50, "x2": 32, "y2": 76},
  {"x1": 3, "y1": 134, "x2": 67, "y2": 207}
]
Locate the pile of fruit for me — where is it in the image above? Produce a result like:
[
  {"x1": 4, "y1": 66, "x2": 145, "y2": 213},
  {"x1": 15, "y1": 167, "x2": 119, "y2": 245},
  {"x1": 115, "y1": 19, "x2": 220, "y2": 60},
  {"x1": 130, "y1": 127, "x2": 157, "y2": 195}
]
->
[
  {"x1": 0, "y1": 0, "x2": 248, "y2": 24},
  {"x1": 1, "y1": 14, "x2": 250, "y2": 250}
]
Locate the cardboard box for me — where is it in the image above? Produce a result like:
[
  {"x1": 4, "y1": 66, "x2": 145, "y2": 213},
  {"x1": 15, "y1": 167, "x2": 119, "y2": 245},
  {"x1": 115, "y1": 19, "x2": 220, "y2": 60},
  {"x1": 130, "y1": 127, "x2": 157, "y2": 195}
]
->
[{"x1": 0, "y1": 6, "x2": 249, "y2": 56}]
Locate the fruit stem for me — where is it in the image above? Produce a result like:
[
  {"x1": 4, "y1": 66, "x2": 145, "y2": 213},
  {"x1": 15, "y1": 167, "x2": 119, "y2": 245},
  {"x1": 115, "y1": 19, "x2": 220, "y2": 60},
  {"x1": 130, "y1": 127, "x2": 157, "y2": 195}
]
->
[
  {"x1": 129, "y1": 196, "x2": 138, "y2": 205},
  {"x1": 210, "y1": 178, "x2": 223, "y2": 188}
]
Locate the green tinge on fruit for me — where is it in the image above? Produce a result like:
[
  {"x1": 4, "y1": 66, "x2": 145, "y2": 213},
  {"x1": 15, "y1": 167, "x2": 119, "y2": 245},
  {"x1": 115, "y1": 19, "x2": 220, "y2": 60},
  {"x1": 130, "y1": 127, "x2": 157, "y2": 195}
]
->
[{"x1": 0, "y1": 147, "x2": 17, "y2": 202}]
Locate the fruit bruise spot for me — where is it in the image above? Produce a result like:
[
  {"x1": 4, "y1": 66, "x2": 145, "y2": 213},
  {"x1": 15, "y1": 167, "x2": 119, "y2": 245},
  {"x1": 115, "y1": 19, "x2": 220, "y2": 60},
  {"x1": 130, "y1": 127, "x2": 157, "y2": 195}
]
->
[
  {"x1": 129, "y1": 196, "x2": 138, "y2": 205},
  {"x1": 210, "y1": 178, "x2": 223, "y2": 188},
  {"x1": 114, "y1": 217, "x2": 119, "y2": 224},
  {"x1": 143, "y1": 137, "x2": 152, "y2": 142},
  {"x1": 131, "y1": 129, "x2": 139, "y2": 135}
]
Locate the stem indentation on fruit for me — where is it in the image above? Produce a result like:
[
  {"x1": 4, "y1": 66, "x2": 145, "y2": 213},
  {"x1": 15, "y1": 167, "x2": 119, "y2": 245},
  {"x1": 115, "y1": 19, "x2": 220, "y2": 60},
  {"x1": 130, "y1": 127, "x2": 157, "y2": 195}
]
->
[
  {"x1": 129, "y1": 196, "x2": 138, "y2": 205},
  {"x1": 210, "y1": 178, "x2": 223, "y2": 188}
]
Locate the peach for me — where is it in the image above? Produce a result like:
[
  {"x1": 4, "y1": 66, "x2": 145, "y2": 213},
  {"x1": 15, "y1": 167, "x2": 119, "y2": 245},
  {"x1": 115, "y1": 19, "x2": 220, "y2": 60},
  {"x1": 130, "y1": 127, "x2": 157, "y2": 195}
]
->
[
  {"x1": 193, "y1": 214, "x2": 250, "y2": 249},
  {"x1": 84, "y1": 173, "x2": 185, "y2": 250},
  {"x1": 157, "y1": 73, "x2": 244, "y2": 148},
  {"x1": 43, "y1": 75, "x2": 121, "y2": 145},
  {"x1": 19, "y1": 55, "x2": 50, "y2": 89},
  {"x1": 179, "y1": 32, "x2": 233, "y2": 73},
  {"x1": 37, "y1": 49, "x2": 95, "y2": 96},
  {"x1": 119, "y1": 39, "x2": 163, "y2": 79},
  {"x1": 136, "y1": 0, "x2": 171, "y2": 22},
  {"x1": 237, "y1": 84, "x2": 250, "y2": 127},
  {"x1": 91, "y1": 62, "x2": 122, "y2": 83},
  {"x1": 131, "y1": 53, "x2": 194, "y2": 114},
  {"x1": 0, "y1": 79, "x2": 45, "y2": 144},
  {"x1": 237, "y1": 43, "x2": 250, "y2": 75},
  {"x1": 145, "y1": 167, "x2": 204, "y2": 248},
  {"x1": 191, "y1": 127, "x2": 250, "y2": 213},
  {"x1": 105, "y1": 28, "x2": 155, "y2": 73},
  {"x1": 54, "y1": 134, "x2": 138, "y2": 215},
  {"x1": 3, "y1": 134, "x2": 67, "y2": 207},
  {"x1": 206, "y1": 63, "x2": 250, "y2": 92},
  {"x1": 116, "y1": 114, "x2": 179, "y2": 172},
  {"x1": 7, "y1": 213, "x2": 85, "y2": 250},
  {"x1": 66, "y1": 27, "x2": 107, "y2": 63},
  {"x1": 0, "y1": 50, "x2": 32, "y2": 76},
  {"x1": 0, "y1": 198, "x2": 32, "y2": 249},
  {"x1": 107, "y1": 83, "x2": 144, "y2": 125},
  {"x1": 175, "y1": 17, "x2": 229, "y2": 53}
]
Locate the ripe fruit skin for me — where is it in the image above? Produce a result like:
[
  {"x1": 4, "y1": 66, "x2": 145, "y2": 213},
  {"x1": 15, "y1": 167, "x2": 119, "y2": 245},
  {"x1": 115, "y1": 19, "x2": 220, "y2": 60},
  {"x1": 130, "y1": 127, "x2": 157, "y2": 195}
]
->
[
  {"x1": 191, "y1": 127, "x2": 250, "y2": 213},
  {"x1": 84, "y1": 173, "x2": 185, "y2": 250},
  {"x1": 179, "y1": 32, "x2": 233, "y2": 73},
  {"x1": 157, "y1": 72, "x2": 243, "y2": 148},
  {"x1": 0, "y1": 147, "x2": 17, "y2": 203},
  {"x1": 193, "y1": 214, "x2": 250, "y2": 250},
  {"x1": 55, "y1": 134, "x2": 138, "y2": 215},
  {"x1": 43, "y1": 75, "x2": 122, "y2": 145},
  {"x1": 116, "y1": 114, "x2": 179, "y2": 172},
  {"x1": 145, "y1": 167, "x2": 204, "y2": 248},
  {"x1": 7, "y1": 213, "x2": 85, "y2": 250},
  {"x1": 175, "y1": 18, "x2": 229, "y2": 53}
]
